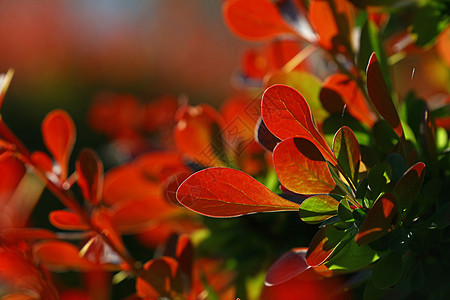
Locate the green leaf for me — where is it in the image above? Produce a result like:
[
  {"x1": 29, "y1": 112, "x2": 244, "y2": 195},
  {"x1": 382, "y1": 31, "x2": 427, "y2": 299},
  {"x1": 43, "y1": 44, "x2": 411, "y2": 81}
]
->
[
  {"x1": 411, "y1": 3, "x2": 447, "y2": 47},
  {"x1": 338, "y1": 197, "x2": 354, "y2": 222},
  {"x1": 327, "y1": 161, "x2": 353, "y2": 197},
  {"x1": 299, "y1": 195, "x2": 340, "y2": 224},
  {"x1": 373, "y1": 120, "x2": 399, "y2": 153},
  {"x1": 326, "y1": 237, "x2": 379, "y2": 272},
  {"x1": 368, "y1": 162, "x2": 392, "y2": 198},
  {"x1": 333, "y1": 126, "x2": 361, "y2": 184},
  {"x1": 372, "y1": 251, "x2": 403, "y2": 289}
]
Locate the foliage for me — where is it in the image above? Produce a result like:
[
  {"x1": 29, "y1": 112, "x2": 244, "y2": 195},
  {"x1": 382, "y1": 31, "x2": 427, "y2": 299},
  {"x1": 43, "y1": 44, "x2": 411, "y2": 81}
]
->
[{"x1": 0, "y1": 0, "x2": 450, "y2": 299}]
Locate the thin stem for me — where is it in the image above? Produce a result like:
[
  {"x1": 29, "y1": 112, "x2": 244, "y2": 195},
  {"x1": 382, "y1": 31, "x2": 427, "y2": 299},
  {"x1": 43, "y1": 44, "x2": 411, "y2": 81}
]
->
[{"x1": 282, "y1": 44, "x2": 318, "y2": 73}]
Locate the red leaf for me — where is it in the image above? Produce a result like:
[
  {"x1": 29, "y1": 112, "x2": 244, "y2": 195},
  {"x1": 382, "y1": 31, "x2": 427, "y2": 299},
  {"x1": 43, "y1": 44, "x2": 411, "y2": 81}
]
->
[
  {"x1": 163, "y1": 234, "x2": 193, "y2": 286},
  {"x1": 393, "y1": 162, "x2": 425, "y2": 211},
  {"x1": 34, "y1": 241, "x2": 97, "y2": 271},
  {"x1": 110, "y1": 200, "x2": 158, "y2": 233},
  {"x1": 163, "y1": 171, "x2": 193, "y2": 206},
  {"x1": 0, "y1": 228, "x2": 56, "y2": 243},
  {"x1": 366, "y1": 53, "x2": 403, "y2": 138},
  {"x1": 136, "y1": 257, "x2": 183, "y2": 298},
  {"x1": 41, "y1": 109, "x2": 76, "y2": 181},
  {"x1": 320, "y1": 74, "x2": 376, "y2": 127},
  {"x1": 262, "y1": 84, "x2": 337, "y2": 164},
  {"x1": 273, "y1": 138, "x2": 336, "y2": 195},
  {"x1": 92, "y1": 208, "x2": 126, "y2": 254},
  {"x1": 265, "y1": 248, "x2": 310, "y2": 286},
  {"x1": 355, "y1": 193, "x2": 397, "y2": 245},
  {"x1": 308, "y1": 0, "x2": 354, "y2": 55},
  {"x1": 49, "y1": 210, "x2": 89, "y2": 231},
  {"x1": 30, "y1": 151, "x2": 54, "y2": 175},
  {"x1": 437, "y1": 26, "x2": 450, "y2": 67},
  {"x1": 223, "y1": 0, "x2": 296, "y2": 41},
  {"x1": 174, "y1": 105, "x2": 226, "y2": 167},
  {"x1": 0, "y1": 152, "x2": 26, "y2": 204},
  {"x1": 76, "y1": 148, "x2": 103, "y2": 206},
  {"x1": 177, "y1": 167, "x2": 299, "y2": 217}
]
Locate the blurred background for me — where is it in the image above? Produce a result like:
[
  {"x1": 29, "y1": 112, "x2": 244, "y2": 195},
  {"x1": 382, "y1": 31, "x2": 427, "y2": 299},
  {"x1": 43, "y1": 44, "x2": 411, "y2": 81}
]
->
[{"x1": 0, "y1": 0, "x2": 248, "y2": 151}]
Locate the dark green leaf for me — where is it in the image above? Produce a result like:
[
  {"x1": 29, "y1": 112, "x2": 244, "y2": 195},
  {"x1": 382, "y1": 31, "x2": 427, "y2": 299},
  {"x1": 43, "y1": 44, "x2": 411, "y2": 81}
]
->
[
  {"x1": 368, "y1": 162, "x2": 392, "y2": 198},
  {"x1": 338, "y1": 197, "x2": 354, "y2": 222},
  {"x1": 373, "y1": 120, "x2": 399, "y2": 153},
  {"x1": 372, "y1": 251, "x2": 403, "y2": 289}
]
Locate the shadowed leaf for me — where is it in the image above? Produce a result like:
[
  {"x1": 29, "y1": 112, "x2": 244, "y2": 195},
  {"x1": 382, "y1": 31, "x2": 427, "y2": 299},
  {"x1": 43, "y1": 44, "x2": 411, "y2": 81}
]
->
[
  {"x1": 372, "y1": 251, "x2": 403, "y2": 289},
  {"x1": 76, "y1": 149, "x2": 103, "y2": 206},
  {"x1": 299, "y1": 195, "x2": 339, "y2": 224},
  {"x1": 223, "y1": 0, "x2": 296, "y2": 41},
  {"x1": 333, "y1": 126, "x2": 361, "y2": 184},
  {"x1": 393, "y1": 162, "x2": 425, "y2": 211},
  {"x1": 262, "y1": 84, "x2": 336, "y2": 164},
  {"x1": 366, "y1": 53, "x2": 403, "y2": 138},
  {"x1": 355, "y1": 193, "x2": 397, "y2": 245},
  {"x1": 274, "y1": 138, "x2": 337, "y2": 194},
  {"x1": 176, "y1": 167, "x2": 299, "y2": 217},
  {"x1": 306, "y1": 226, "x2": 347, "y2": 267},
  {"x1": 255, "y1": 117, "x2": 281, "y2": 151},
  {"x1": 265, "y1": 248, "x2": 310, "y2": 286},
  {"x1": 41, "y1": 109, "x2": 76, "y2": 181},
  {"x1": 136, "y1": 257, "x2": 183, "y2": 298}
]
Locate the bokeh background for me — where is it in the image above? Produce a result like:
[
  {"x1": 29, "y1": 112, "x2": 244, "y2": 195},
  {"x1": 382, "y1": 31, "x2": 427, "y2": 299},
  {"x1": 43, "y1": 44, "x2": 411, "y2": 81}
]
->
[{"x1": 0, "y1": 0, "x2": 248, "y2": 152}]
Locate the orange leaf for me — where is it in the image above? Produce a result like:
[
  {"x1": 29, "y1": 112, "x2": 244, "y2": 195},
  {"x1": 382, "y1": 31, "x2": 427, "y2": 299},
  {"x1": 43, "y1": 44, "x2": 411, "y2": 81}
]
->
[
  {"x1": 223, "y1": 0, "x2": 296, "y2": 41},
  {"x1": 177, "y1": 167, "x2": 299, "y2": 217},
  {"x1": 436, "y1": 26, "x2": 450, "y2": 67},
  {"x1": 92, "y1": 208, "x2": 126, "y2": 255},
  {"x1": 261, "y1": 84, "x2": 337, "y2": 164},
  {"x1": 41, "y1": 109, "x2": 76, "y2": 181},
  {"x1": 320, "y1": 73, "x2": 376, "y2": 127},
  {"x1": 308, "y1": 0, "x2": 354, "y2": 55},
  {"x1": 34, "y1": 241, "x2": 97, "y2": 271},
  {"x1": 76, "y1": 148, "x2": 103, "y2": 206},
  {"x1": 273, "y1": 138, "x2": 337, "y2": 195},
  {"x1": 366, "y1": 53, "x2": 403, "y2": 138}
]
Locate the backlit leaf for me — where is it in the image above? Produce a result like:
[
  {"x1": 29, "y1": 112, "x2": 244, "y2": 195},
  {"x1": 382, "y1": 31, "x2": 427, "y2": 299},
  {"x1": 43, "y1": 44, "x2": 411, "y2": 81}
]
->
[
  {"x1": 366, "y1": 53, "x2": 403, "y2": 138},
  {"x1": 393, "y1": 162, "x2": 425, "y2": 211},
  {"x1": 355, "y1": 193, "x2": 397, "y2": 245},
  {"x1": 92, "y1": 208, "x2": 126, "y2": 254},
  {"x1": 265, "y1": 248, "x2": 310, "y2": 286},
  {"x1": 41, "y1": 109, "x2": 76, "y2": 181},
  {"x1": 223, "y1": 0, "x2": 296, "y2": 41},
  {"x1": 308, "y1": 0, "x2": 353, "y2": 55},
  {"x1": 320, "y1": 74, "x2": 376, "y2": 127},
  {"x1": 261, "y1": 84, "x2": 337, "y2": 164},
  {"x1": 306, "y1": 225, "x2": 347, "y2": 267},
  {"x1": 76, "y1": 149, "x2": 103, "y2": 206},
  {"x1": 273, "y1": 138, "x2": 337, "y2": 195},
  {"x1": 325, "y1": 238, "x2": 379, "y2": 272},
  {"x1": 176, "y1": 167, "x2": 299, "y2": 217},
  {"x1": 299, "y1": 195, "x2": 339, "y2": 224},
  {"x1": 266, "y1": 71, "x2": 327, "y2": 123},
  {"x1": 333, "y1": 126, "x2": 361, "y2": 184}
]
